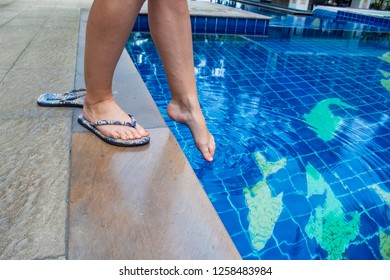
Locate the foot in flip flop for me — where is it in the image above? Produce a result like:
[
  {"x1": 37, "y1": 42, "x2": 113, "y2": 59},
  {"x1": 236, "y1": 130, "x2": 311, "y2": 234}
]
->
[
  {"x1": 79, "y1": 98, "x2": 150, "y2": 147},
  {"x1": 37, "y1": 89, "x2": 86, "y2": 107},
  {"x1": 78, "y1": 114, "x2": 150, "y2": 147}
]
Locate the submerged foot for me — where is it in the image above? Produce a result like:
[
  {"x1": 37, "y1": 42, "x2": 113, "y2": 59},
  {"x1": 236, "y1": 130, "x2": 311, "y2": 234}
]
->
[
  {"x1": 82, "y1": 97, "x2": 150, "y2": 141},
  {"x1": 167, "y1": 100, "x2": 215, "y2": 162}
]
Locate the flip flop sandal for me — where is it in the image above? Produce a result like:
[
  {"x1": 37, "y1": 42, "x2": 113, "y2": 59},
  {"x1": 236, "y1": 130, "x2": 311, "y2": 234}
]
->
[
  {"x1": 37, "y1": 88, "x2": 86, "y2": 107},
  {"x1": 77, "y1": 114, "x2": 150, "y2": 147}
]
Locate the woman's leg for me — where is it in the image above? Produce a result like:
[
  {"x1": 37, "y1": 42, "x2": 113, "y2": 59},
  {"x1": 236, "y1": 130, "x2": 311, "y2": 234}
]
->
[
  {"x1": 148, "y1": 0, "x2": 215, "y2": 162},
  {"x1": 83, "y1": 0, "x2": 149, "y2": 140}
]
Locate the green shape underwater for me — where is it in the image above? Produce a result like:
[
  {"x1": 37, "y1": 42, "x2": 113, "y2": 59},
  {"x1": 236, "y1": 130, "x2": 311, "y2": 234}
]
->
[
  {"x1": 378, "y1": 52, "x2": 390, "y2": 64},
  {"x1": 379, "y1": 228, "x2": 390, "y2": 260},
  {"x1": 304, "y1": 163, "x2": 360, "y2": 259},
  {"x1": 379, "y1": 69, "x2": 390, "y2": 78},
  {"x1": 304, "y1": 98, "x2": 357, "y2": 142},
  {"x1": 370, "y1": 184, "x2": 390, "y2": 205},
  {"x1": 244, "y1": 152, "x2": 286, "y2": 251},
  {"x1": 381, "y1": 79, "x2": 390, "y2": 91},
  {"x1": 370, "y1": 184, "x2": 390, "y2": 259}
]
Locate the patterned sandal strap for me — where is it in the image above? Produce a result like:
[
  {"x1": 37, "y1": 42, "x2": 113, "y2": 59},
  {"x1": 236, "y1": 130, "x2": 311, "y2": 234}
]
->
[
  {"x1": 91, "y1": 115, "x2": 137, "y2": 128},
  {"x1": 66, "y1": 88, "x2": 86, "y2": 94},
  {"x1": 62, "y1": 88, "x2": 86, "y2": 100}
]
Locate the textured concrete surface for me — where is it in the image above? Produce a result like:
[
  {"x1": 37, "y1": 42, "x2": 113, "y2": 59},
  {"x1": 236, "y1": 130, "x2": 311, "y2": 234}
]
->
[
  {"x1": 0, "y1": 0, "x2": 89, "y2": 260},
  {"x1": 0, "y1": 117, "x2": 71, "y2": 260},
  {"x1": 0, "y1": 69, "x2": 8, "y2": 81},
  {"x1": 0, "y1": 25, "x2": 41, "y2": 69},
  {"x1": 13, "y1": 26, "x2": 79, "y2": 69},
  {"x1": 0, "y1": 68, "x2": 75, "y2": 118}
]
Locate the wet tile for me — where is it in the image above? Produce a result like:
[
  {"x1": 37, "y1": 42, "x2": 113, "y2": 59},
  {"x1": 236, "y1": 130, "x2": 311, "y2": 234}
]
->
[
  {"x1": 68, "y1": 129, "x2": 241, "y2": 259},
  {"x1": 0, "y1": 117, "x2": 71, "y2": 259}
]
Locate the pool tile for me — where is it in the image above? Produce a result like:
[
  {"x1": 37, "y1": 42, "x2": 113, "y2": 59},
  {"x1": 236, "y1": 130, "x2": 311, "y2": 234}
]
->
[
  {"x1": 127, "y1": 33, "x2": 390, "y2": 260},
  {"x1": 283, "y1": 194, "x2": 312, "y2": 216},
  {"x1": 195, "y1": 16, "x2": 206, "y2": 33},
  {"x1": 139, "y1": 15, "x2": 149, "y2": 32},
  {"x1": 236, "y1": 18, "x2": 246, "y2": 34},
  {"x1": 245, "y1": 19, "x2": 256, "y2": 35},
  {"x1": 359, "y1": 212, "x2": 379, "y2": 237},
  {"x1": 226, "y1": 18, "x2": 237, "y2": 34},
  {"x1": 206, "y1": 16, "x2": 216, "y2": 33},
  {"x1": 216, "y1": 17, "x2": 227, "y2": 33},
  {"x1": 346, "y1": 242, "x2": 376, "y2": 260},
  {"x1": 279, "y1": 240, "x2": 311, "y2": 260},
  {"x1": 273, "y1": 219, "x2": 301, "y2": 244},
  {"x1": 260, "y1": 244, "x2": 289, "y2": 260}
]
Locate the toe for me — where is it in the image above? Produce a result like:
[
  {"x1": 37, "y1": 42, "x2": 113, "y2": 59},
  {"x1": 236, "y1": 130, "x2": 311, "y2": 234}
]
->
[
  {"x1": 109, "y1": 131, "x2": 120, "y2": 139},
  {"x1": 203, "y1": 150, "x2": 214, "y2": 162},
  {"x1": 199, "y1": 144, "x2": 214, "y2": 162},
  {"x1": 118, "y1": 130, "x2": 130, "y2": 140},
  {"x1": 130, "y1": 128, "x2": 142, "y2": 139},
  {"x1": 124, "y1": 131, "x2": 134, "y2": 140},
  {"x1": 136, "y1": 124, "x2": 150, "y2": 137}
]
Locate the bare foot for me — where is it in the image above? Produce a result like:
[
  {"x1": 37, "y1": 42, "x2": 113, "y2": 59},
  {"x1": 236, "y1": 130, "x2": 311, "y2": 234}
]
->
[
  {"x1": 82, "y1": 97, "x2": 150, "y2": 140},
  {"x1": 167, "y1": 99, "x2": 215, "y2": 162}
]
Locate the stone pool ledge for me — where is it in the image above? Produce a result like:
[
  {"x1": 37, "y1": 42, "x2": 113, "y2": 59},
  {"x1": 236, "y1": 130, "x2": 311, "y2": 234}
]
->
[
  {"x1": 68, "y1": 9, "x2": 240, "y2": 260},
  {"x1": 0, "y1": 0, "x2": 240, "y2": 260}
]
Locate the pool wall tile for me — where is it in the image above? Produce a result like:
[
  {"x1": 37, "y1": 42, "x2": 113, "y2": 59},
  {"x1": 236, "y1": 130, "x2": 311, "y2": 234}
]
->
[
  {"x1": 313, "y1": 8, "x2": 390, "y2": 30},
  {"x1": 226, "y1": 18, "x2": 237, "y2": 34},
  {"x1": 139, "y1": 14, "x2": 149, "y2": 32},
  {"x1": 206, "y1": 17, "x2": 217, "y2": 33},
  {"x1": 190, "y1": 16, "x2": 195, "y2": 33},
  {"x1": 195, "y1": 16, "x2": 206, "y2": 33},
  {"x1": 132, "y1": 15, "x2": 269, "y2": 36},
  {"x1": 236, "y1": 18, "x2": 246, "y2": 34},
  {"x1": 245, "y1": 19, "x2": 256, "y2": 35},
  {"x1": 216, "y1": 17, "x2": 228, "y2": 33}
]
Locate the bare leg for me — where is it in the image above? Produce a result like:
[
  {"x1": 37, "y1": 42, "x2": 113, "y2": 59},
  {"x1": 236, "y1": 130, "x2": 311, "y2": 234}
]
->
[
  {"x1": 148, "y1": 0, "x2": 215, "y2": 162},
  {"x1": 83, "y1": 0, "x2": 149, "y2": 140}
]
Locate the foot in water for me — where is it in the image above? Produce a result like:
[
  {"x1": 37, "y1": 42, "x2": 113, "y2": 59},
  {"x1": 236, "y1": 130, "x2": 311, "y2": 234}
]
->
[{"x1": 167, "y1": 99, "x2": 215, "y2": 162}]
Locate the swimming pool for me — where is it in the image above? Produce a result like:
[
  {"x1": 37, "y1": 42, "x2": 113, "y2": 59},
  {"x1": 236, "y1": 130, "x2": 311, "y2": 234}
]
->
[{"x1": 126, "y1": 29, "x2": 390, "y2": 259}]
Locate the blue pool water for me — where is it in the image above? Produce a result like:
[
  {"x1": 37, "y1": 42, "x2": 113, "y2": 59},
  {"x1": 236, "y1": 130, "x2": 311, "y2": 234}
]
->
[{"x1": 126, "y1": 30, "x2": 390, "y2": 259}]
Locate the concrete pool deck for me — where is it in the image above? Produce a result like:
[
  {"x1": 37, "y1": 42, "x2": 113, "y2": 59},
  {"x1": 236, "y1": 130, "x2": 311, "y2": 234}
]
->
[{"x1": 0, "y1": 0, "x2": 241, "y2": 259}]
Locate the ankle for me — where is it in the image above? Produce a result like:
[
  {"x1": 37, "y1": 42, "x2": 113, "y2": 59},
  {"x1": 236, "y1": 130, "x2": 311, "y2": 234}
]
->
[
  {"x1": 84, "y1": 95, "x2": 115, "y2": 108},
  {"x1": 170, "y1": 95, "x2": 201, "y2": 112}
]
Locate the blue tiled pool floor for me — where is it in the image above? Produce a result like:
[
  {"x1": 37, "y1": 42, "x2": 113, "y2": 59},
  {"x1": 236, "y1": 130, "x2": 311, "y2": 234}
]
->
[{"x1": 126, "y1": 32, "x2": 390, "y2": 260}]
